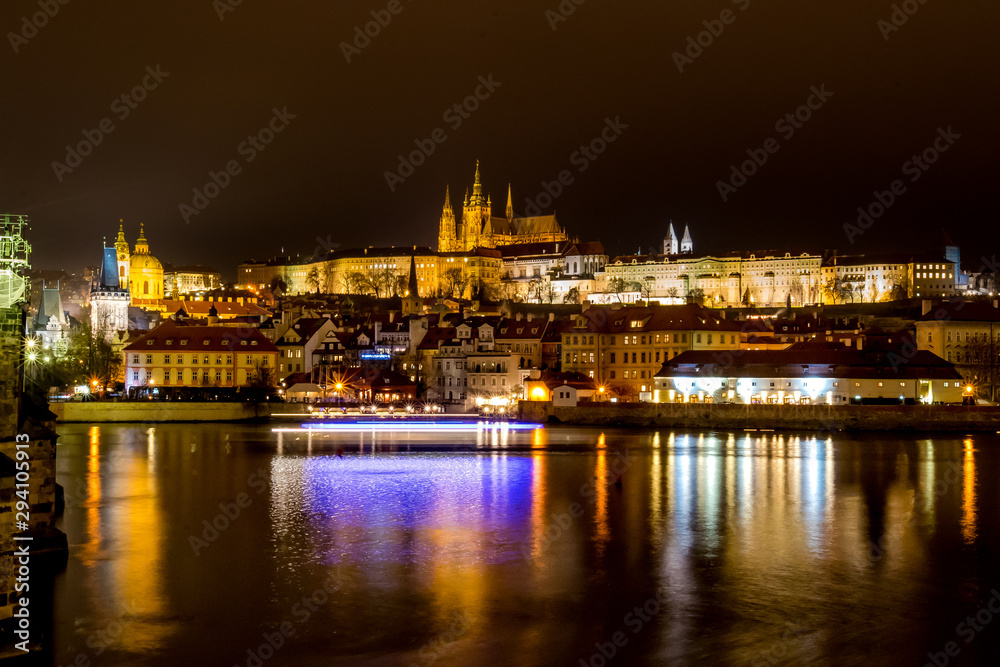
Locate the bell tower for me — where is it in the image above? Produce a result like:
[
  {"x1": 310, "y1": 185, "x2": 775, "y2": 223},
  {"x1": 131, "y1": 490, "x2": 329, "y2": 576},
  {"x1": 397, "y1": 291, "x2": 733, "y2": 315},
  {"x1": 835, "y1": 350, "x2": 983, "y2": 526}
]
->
[{"x1": 115, "y1": 220, "x2": 131, "y2": 285}]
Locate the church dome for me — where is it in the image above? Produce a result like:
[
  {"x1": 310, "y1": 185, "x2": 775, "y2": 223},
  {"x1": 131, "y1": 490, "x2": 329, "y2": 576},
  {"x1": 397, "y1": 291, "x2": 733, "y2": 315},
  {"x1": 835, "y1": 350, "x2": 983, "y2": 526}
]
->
[
  {"x1": 130, "y1": 252, "x2": 163, "y2": 272},
  {"x1": 127, "y1": 223, "x2": 165, "y2": 305}
]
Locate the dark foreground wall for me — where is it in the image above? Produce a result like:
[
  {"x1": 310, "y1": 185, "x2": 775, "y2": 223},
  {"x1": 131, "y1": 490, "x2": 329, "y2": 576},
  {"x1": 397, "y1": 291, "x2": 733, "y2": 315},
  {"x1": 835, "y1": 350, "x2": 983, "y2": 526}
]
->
[
  {"x1": 519, "y1": 401, "x2": 1000, "y2": 433},
  {"x1": 50, "y1": 402, "x2": 272, "y2": 423}
]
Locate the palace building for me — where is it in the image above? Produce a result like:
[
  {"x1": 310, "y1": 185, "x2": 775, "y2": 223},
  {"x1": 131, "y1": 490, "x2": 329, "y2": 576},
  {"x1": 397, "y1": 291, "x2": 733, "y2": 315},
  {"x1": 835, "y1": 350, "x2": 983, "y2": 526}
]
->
[{"x1": 437, "y1": 162, "x2": 568, "y2": 253}]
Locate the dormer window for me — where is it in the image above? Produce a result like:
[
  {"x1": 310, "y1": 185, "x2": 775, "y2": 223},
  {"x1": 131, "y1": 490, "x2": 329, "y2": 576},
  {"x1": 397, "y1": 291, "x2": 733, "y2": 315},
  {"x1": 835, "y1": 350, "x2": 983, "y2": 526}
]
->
[
  {"x1": 166, "y1": 339, "x2": 174, "y2": 345},
  {"x1": 181, "y1": 340, "x2": 188, "y2": 345},
  {"x1": 251, "y1": 341, "x2": 258, "y2": 346},
  {"x1": 203, "y1": 340, "x2": 210, "y2": 345},
  {"x1": 147, "y1": 340, "x2": 154, "y2": 345},
  {"x1": 241, "y1": 341, "x2": 248, "y2": 345}
]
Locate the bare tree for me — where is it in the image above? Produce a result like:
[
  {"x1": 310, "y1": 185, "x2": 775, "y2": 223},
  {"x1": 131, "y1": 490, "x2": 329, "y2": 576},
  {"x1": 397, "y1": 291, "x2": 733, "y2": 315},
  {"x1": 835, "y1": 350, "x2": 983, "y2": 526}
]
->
[
  {"x1": 641, "y1": 276, "x2": 655, "y2": 304},
  {"x1": 607, "y1": 277, "x2": 628, "y2": 303},
  {"x1": 444, "y1": 267, "x2": 471, "y2": 298},
  {"x1": 687, "y1": 287, "x2": 706, "y2": 306},
  {"x1": 306, "y1": 267, "x2": 321, "y2": 294}
]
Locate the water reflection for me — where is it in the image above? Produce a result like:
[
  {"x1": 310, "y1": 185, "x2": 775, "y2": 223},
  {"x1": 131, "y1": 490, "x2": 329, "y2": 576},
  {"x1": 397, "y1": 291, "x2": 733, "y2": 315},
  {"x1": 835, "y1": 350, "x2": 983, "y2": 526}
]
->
[
  {"x1": 962, "y1": 438, "x2": 977, "y2": 544},
  {"x1": 51, "y1": 424, "x2": 998, "y2": 666}
]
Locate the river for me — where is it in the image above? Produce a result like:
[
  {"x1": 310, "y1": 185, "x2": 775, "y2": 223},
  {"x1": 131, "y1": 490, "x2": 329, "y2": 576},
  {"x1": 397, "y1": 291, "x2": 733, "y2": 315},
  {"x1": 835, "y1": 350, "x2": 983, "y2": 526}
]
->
[{"x1": 48, "y1": 423, "x2": 1000, "y2": 666}]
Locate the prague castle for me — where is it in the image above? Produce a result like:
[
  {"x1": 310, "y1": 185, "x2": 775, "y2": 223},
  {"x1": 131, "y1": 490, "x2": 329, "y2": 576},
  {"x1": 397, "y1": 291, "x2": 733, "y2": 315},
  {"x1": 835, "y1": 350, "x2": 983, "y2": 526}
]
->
[{"x1": 438, "y1": 162, "x2": 567, "y2": 253}]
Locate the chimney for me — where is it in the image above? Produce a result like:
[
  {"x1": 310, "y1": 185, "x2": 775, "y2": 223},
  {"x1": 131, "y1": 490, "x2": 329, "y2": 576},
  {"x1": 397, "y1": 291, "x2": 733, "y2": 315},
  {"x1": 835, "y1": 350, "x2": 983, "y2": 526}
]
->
[
  {"x1": 548, "y1": 312, "x2": 554, "y2": 322},
  {"x1": 527, "y1": 313, "x2": 533, "y2": 322},
  {"x1": 389, "y1": 311, "x2": 395, "y2": 323},
  {"x1": 516, "y1": 312, "x2": 523, "y2": 322},
  {"x1": 374, "y1": 321, "x2": 381, "y2": 344},
  {"x1": 921, "y1": 300, "x2": 932, "y2": 316}
]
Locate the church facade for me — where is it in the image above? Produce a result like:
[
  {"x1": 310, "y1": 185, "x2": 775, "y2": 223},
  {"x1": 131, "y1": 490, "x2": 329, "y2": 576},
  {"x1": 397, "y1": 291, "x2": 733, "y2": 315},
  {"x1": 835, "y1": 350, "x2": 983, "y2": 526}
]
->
[
  {"x1": 438, "y1": 163, "x2": 568, "y2": 253},
  {"x1": 115, "y1": 223, "x2": 164, "y2": 307}
]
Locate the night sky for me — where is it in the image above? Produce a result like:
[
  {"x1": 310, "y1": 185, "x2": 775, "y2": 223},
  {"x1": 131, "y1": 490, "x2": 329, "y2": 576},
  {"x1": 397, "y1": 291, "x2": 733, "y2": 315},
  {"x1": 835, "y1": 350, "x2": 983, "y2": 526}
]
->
[{"x1": 3, "y1": 0, "x2": 997, "y2": 279}]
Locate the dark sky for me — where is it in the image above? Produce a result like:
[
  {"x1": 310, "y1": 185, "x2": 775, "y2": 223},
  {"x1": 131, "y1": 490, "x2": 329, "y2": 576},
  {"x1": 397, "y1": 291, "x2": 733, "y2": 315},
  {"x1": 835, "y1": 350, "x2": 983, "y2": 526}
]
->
[{"x1": 3, "y1": 0, "x2": 998, "y2": 280}]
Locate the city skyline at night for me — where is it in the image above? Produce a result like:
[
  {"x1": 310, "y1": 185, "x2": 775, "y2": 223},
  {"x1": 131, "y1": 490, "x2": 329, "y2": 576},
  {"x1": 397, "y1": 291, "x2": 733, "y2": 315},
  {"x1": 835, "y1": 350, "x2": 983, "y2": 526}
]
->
[{"x1": 3, "y1": 1, "x2": 996, "y2": 273}]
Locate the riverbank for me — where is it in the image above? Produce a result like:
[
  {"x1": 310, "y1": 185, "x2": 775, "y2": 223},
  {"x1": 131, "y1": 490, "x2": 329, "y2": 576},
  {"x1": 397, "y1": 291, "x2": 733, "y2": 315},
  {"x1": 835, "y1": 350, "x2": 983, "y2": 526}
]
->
[
  {"x1": 49, "y1": 401, "x2": 272, "y2": 423},
  {"x1": 518, "y1": 401, "x2": 1000, "y2": 432}
]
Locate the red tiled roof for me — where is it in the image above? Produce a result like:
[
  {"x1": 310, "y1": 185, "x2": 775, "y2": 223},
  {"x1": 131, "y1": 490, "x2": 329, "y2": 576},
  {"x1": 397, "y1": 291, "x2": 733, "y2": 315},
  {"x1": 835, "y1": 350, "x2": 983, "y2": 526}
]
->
[
  {"x1": 573, "y1": 304, "x2": 743, "y2": 333},
  {"x1": 496, "y1": 317, "x2": 547, "y2": 339},
  {"x1": 161, "y1": 299, "x2": 271, "y2": 317},
  {"x1": 124, "y1": 320, "x2": 278, "y2": 353}
]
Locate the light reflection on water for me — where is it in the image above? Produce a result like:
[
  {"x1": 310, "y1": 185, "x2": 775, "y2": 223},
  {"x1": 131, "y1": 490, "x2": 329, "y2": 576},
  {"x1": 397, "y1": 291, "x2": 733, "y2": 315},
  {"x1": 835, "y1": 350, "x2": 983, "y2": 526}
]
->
[{"x1": 51, "y1": 424, "x2": 1000, "y2": 666}]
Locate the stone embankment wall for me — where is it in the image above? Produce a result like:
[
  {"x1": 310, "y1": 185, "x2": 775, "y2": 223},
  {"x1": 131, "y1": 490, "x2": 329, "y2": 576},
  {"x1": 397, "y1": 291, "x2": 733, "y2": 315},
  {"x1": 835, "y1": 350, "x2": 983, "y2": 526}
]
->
[
  {"x1": 519, "y1": 401, "x2": 1000, "y2": 433},
  {"x1": 50, "y1": 402, "x2": 272, "y2": 423}
]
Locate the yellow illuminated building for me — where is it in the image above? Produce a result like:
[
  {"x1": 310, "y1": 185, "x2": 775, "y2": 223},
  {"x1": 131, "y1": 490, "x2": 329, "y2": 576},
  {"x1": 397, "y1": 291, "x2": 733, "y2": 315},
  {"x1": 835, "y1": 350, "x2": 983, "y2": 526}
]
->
[
  {"x1": 127, "y1": 223, "x2": 164, "y2": 307},
  {"x1": 438, "y1": 162, "x2": 567, "y2": 253}
]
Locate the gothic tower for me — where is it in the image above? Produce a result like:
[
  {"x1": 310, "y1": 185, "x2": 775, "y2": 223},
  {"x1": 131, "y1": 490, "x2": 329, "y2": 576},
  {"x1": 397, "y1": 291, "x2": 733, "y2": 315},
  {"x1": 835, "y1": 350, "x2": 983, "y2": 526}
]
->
[
  {"x1": 438, "y1": 185, "x2": 457, "y2": 252},
  {"x1": 664, "y1": 221, "x2": 679, "y2": 255},
  {"x1": 681, "y1": 224, "x2": 693, "y2": 254},
  {"x1": 462, "y1": 161, "x2": 491, "y2": 251}
]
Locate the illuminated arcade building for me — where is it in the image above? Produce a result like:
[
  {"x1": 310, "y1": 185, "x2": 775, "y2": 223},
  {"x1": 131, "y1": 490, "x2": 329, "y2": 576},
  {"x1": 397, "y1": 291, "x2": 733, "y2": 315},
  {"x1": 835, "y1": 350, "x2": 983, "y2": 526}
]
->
[{"x1": 654, "y1": 342, "x2": 965, "y2": 405}]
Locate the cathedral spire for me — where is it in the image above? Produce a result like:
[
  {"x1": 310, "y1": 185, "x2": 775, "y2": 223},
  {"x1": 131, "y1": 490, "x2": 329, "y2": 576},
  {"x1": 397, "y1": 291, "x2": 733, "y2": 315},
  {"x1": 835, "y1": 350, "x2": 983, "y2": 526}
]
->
[
  {"x1": 681, "y1": 224, "x2": 693, "y2": 254},
  {"x1": 470, "y1": 160, "x2": 486, "y2": 206},
  {"x1": 443, "y1": 184, "x2": 453, "y2": 213},
  {"x1": 506, "y1": 184, "x2": 513, "y2": 221}
]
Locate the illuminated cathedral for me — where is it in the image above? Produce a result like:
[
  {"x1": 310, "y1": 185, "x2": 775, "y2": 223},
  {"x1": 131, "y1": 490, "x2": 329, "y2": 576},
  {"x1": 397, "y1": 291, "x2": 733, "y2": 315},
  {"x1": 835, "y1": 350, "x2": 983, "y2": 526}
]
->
[{"x1": 437, "y1": 162, "x2": 568, "y2": 252}]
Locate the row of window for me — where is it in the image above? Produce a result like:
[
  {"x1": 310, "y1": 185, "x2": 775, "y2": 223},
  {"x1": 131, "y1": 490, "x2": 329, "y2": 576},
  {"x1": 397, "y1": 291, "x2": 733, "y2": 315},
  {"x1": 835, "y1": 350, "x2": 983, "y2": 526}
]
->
[
  {"x1": 132, "y1": 370, "x2": 234, "y2": 384},
  {"x1": 152, "y1": 339, "x2": 260, "y2": 347},
  {"x1": 132, "y1": 354, "x2": 269, "y2": 366},
  {"x1": 565, "y1": 333, "x2": 693, "y2": 346},
  {"x1": 567, "y1": 350, "x2": 682, "y2": 365}
]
